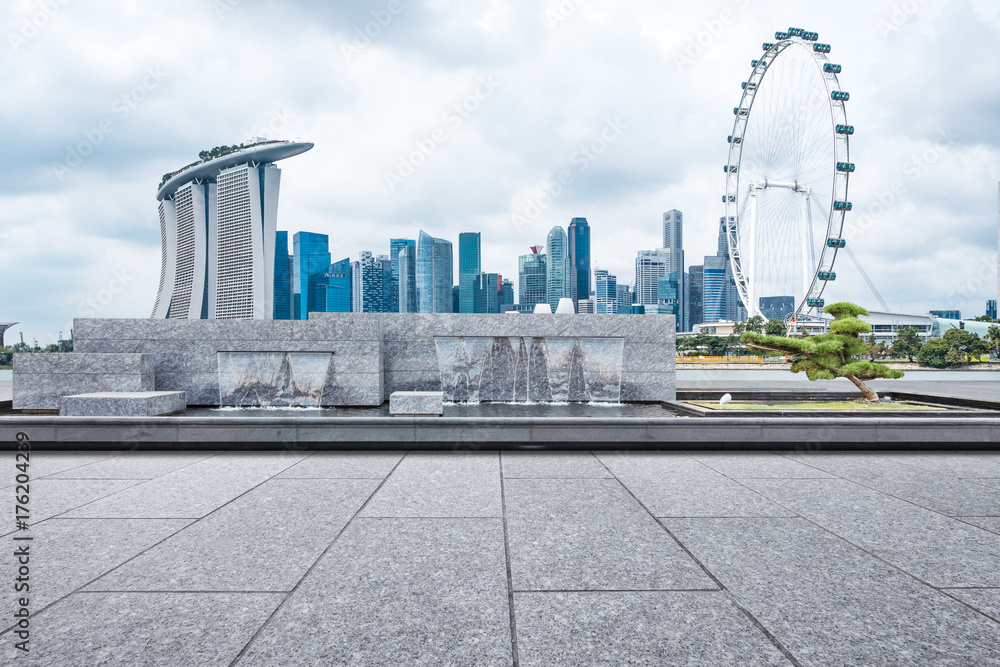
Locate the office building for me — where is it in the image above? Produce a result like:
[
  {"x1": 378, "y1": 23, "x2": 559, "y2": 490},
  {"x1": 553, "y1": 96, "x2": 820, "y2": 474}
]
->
[
  {"x1": 397, "y1": 244, "x2": 417, "y2": 313},
  {"x1": 453, "y1": 285, "x2": 461, "y2": 314},
  {"x1": 152, "y1": 140, "x2": 313, "y2": 320},
  {"x1": 616, "y1": 284, "x2": 632, "y2": 312},
  {"x1": 760, "y1": 296, "x2": 795, "y2": 321},
  {"x1": 688, "y1": 264, "x2": 703, "y2": 329},
  {"x1": 929, "y1": 310, "x2": 961, "y2": 321},
  {"x1": 518, "y1": 247, "x2": 547, "y2": 307},
  {"x1": 988, "y1": 300, "x2": 997, "y2": 320},
  {"x1": 657, "y1": 272, "x2": 682, "y2": 323},
  {"x1": 417, "y1": 231, "x2": 453, "y2": 313},
  {"x1": 595, "y1": 269, "x2": 618, "y2": 314},
  {"x1": 273, "y1": 231, "x2": 292, "y2": 320},
  {"x1": 702, "y1": 255, "x2": 729, "y2": 323},
  {"x1": 293, "y1": 232, "x2": 331, "y2": 320},
  {"x1": 501, "y1": 279, "x2": 515, "y2": 312},
  {"x1": 568, "y1": 218, "x2": 591, "y2": 311},
  {"x1": 662, "y1": 210, "x2": 687, "y2": 330},
  {"x1": 458, "y1": 232, "x2": 481, "y2": 314},
  {"x1": 546, "y1": 226, "x2": 571, "y2": 313},
  {"x1": 474, "y1": 273, "x2": 502, "y2": 313},
  {"x1": 389, "y1": 239, "x2": 414, "y2": 313},
  {"x1": 321, "y1": 258, "x2": 352, "y2": 313},
  {"x1": 353, "y1": 251, "x2": 395, "y2": 313},
  {"x1": 635, "y1": 249, "x2": 670, "y2": 306}
]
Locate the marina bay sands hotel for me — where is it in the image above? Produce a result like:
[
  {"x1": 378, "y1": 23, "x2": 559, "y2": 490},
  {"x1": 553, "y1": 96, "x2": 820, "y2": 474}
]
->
[{"x1": 152, "y1": 140, "x2": 313, "y2": 320}]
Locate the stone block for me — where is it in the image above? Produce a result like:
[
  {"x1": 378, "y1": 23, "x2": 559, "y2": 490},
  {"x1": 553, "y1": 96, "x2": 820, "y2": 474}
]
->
[
  {"x1": 60, "y1": 391, "x2": 187, "y2": 417},
  {"x1": 389, "y1": 391, "x2": 444, "y2": 416}
]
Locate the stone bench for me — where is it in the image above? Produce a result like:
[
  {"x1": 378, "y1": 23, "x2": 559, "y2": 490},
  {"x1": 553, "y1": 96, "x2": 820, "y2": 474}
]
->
[
  {"x1": 14, "y1": 353, "x2": 155, "y2": 411},
  {"x1": 60, "y1": 391, "x2": 187, "y2": 417},
  {"x1": 389, "y1": 391, "x2": 444, "y2": 416}
]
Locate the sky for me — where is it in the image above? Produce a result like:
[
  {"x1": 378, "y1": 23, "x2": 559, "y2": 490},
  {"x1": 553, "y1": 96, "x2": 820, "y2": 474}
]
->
[{"x1": 1, "y1": 0, "x2": 999, "y2": 344}]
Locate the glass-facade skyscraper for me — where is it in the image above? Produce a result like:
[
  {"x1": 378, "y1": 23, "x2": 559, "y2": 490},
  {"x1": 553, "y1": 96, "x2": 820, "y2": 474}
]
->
[
  {"x1": 546, "y1": 226, "x2": 570, "y2": 313},
  {"x1": 568, "y1": 218, "x2": 591, "y2": 312},
  {"x1": 417, "y1": 230, "x2": 453, "y2": 313},
  {"x1": 458, "y1": 232, "x2": 481, "y2": 314},
  {"x1": 474, "y1": 273, "x2": 502, "y2": 313},
  {"x1": 661, "y1": 210, "x2": 686, "y2": 330},
  {"x1": 322, "y1": 258, "x2": 352, "y2": 312},
  {"x1": 518, "y1": 249, "x2": 547, "y2": 308},
  {"x1": 594, "y1": 269, "x2": 617, "y2": 314},
  {"x1": 702, "y1": 255, "x2": 729, "y2": 323},
  {"x1": 688, "y1": 264, "x2": 704, "y2": 329},
  {"x1": 273, "y1": 231, "x2": 292, "y2": 320},
  {"x1": 292, "y1": 232, "x2": 331, "y2": 320},
  {"x1": 398, "y1": 244, "x2": 417, "y2": 313},
  {"x1": 389, "y1": 239, "x2": 413, "y2": 313},
  {"x1": 353, "y1": 251, "x2": 395, "y2": 313},
  {"x1": 635, "y1": 249, "x2": 669, "y2": 306}
]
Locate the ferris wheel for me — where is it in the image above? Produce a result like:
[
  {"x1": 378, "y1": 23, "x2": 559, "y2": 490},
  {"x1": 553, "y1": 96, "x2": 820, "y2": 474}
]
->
[{"x1": 724, "y1": 27, "x2": 853, "y2": 322}]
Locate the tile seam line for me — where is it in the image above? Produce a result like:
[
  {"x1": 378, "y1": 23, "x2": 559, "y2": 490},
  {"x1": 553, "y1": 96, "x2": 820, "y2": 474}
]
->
[
  {"x1": 228, "y1": 450, "x2": 410, "y2": 667},
  {"x1": 724, "y1": 475, "x2": 1000, "y2": 626},
  {"x1": 499, "y1": 452, "x2": 521, "y2": 667},
  {"x1": 590, "y1": 449, "x2": 803, "y2": 667},
  {"x1": 0, "y1": 453, "x2": 312, "y2": 636},
  {"x1": 42, "y1": 449, "x2": 228, "y2": 482},
  {"x1": 768, "y1": 452, "x2": 1000, "y2": 525}
]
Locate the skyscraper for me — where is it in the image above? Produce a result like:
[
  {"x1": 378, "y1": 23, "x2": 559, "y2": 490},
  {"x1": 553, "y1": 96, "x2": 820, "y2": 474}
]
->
[
  {"x1": 546, "y1": 226, "x2": 570, "y2": 313},
  {"x1": 397, "y1": 244, "x2": 417, "y2": 313},
  {"x1": 657, "y1": 272, "x2": 681, "y2": 321},
  {"x1": 273, "y1": 231, "x2": 292, "y2": 320},
  {"x1": 501, "y1": 279, "x2": 515, "y2": 312},
  {"x1": 635, "y1": 249, "x2": 670, "y2": 306},
  {"x1": 688, "y1": 264, "x2": 704, "y2": 329},
  {"x1": 474, "y1": 273, "x2": 502, "y2": 313},
  {"x1": 616, "y1": 284, "x2": 632, "y2": 312},
  {"x1": 661, "y1": 210, "x2": 686, "y2": 330},
  {"x1": 355, "y1": 251, "x2": 393, "y2": 313},
  {"x1": 417, "y1": 230, "x2": 453, "y2": 313},
  {"x1": 152, "y1": 140, "x2": 313, "y2": 320},
  {"x1": 321, "y1": 258, "x2": 352, "y2": 313},
  {"x1": 458, "y1": 232, "x2": 481, "y2": 314},
  {"x1": 703, "y1": 256, "x2": 729, "y2": 323},
  {"x1": 594, "y1": 269, "x2": 618, "y2": 314},
  {"x1": 292, "y1": 232, "x2": 331, "y2": 320},
  {"x1": 568, "y1": 217, "x2": 591, "y2": 312},
  {"x1": 518, "y1": 247, "x2": 547, "y2": 308},
  {"x1": 389, "y1": 238, "x2": 414, "y2": 313}
]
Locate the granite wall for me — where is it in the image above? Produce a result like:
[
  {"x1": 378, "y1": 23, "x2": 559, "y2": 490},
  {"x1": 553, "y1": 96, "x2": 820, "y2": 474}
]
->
[
  {"x1": 73, "y1": 318, "x2": 383, "y2": 406},
  {"x1": 367, "y1": 314, "x2": 675, "y2": 403},
  {"x1": 67, "y1": 314, "x2": 675, "y2": 406},
  {"x1": 13, "y1": 353, "x2": 154, "y2": 411}
]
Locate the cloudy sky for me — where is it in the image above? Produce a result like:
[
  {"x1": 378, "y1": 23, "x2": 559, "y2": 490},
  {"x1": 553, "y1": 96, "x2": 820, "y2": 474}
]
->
[{"x1": 1, "y1": 0, "x2": 999, "y2": 343}]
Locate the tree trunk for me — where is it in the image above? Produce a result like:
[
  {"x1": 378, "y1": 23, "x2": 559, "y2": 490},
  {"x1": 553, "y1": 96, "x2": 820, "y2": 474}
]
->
[{"x1": 843, "y1": 373, "x2": 879, "y2": 401}]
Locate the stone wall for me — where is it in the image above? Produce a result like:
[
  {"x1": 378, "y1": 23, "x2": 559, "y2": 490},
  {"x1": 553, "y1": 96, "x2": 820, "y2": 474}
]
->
[
  {"x1": 74, "y1": 318, "x2": 383, "y2": 406},
  {"x1": 13, "y1": 353, "x2": 154, "y2": 411},
  {"x1": 65, "y1": 314, "x2": 675, "y2": 406}
]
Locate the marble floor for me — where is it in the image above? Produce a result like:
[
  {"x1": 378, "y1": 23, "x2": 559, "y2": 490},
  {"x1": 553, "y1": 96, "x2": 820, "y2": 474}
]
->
[{"x1": 3, "y1": 449, "x2": 1000, "y2": 665}]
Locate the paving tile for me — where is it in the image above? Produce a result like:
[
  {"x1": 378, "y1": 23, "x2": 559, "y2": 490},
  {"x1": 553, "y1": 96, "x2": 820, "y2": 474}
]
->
[
  {"x1": 62, "y1": 452, "x2": 308, "y2": 518},
  {"x1": 597, "y1": 452, "x2": 792, "y2": 517},
  {"x1": 515, "y1": 592, "x2": 791, "y2": 666},
  {"x1": 877, "y1": 452, "x2": 1000, "y2": 478},
  {"x1": 744, "y1": 478, "x2": 1000, "y2": 587},
  {"x1": 960, "y1": 516, "x2": 1000, "y2": 533},
  {"x1": 238, "y1": 518, "x2": 513, "y2": 666},
  {"x1": 1, "y1": 451, "x2": 116, "y2": 478},
  {"x1": 505, "y1": 479, "x2": 713, "y2": 591},
  {"x1": 686, "y1": 451, "x2": 835, "y2": 479},
  {"x1": 1, "y1": 479, "x2": 142, "y2": 533},
  {"x1": 2, "y1": 592, "x2": 283, "y2": 666},
  {"x1": 974, "y1": 479, "x2": 1000, "y2": 491},
  {"x1": 501, "y1": 451, "x2": 611, "y2": 478},
  {"x1": 786, "y1": 452, "x2": 1000, "y2": 516},
  {"x1": 47, "y1": 451, "x2": 220, "y2": 479},
  {"x1": 276, "y1": 451, "x2": 404, "y2": 478},
  {"x1": 361, "y1": 452, "x2": 502, "y2": 517},
  {"x1": 946, "y1": 588, "x2": 1000, "y2": 622},
  {"x1": 89, "y1": 479, "x2": 378, "y2": 592},
  {"x1": 666, "y1": 518, "x2": 1000, "y2": 665},
  {"x1": 0, "y1": 518, "x2": 191, "y2": 632}
]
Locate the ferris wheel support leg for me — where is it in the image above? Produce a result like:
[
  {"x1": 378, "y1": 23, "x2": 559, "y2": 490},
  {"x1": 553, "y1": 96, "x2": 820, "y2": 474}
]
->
[{"x1": 748, "y1": 190, "x2": 758, "y2": 319}]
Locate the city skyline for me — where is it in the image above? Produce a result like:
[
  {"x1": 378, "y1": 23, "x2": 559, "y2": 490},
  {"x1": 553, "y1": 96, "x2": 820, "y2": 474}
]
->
[{"x1": 3, "y1": 2, "x2": 1000, "y2": 340}]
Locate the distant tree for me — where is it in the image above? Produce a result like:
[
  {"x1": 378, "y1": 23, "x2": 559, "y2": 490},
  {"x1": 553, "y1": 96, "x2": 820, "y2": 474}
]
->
[
  {"x1": 891, "y1": 326, "x2": 923, "y2": 362},
  {"x1": 917, "y1": 338, "x2": 951, "y2": 368},
  {"x1": 943, "y1": 329, "x2": 989, "y2": 360},
  {"x1": 744, "y1": 315, "x2": 766, "y2": 334},
  {"x1": 765, "y1": 319, "x2": 786, "y2": 336},
  {"x1": 987, "y1": 325, "x2": 1000, "y2": 358},
  {"x1": 974, "y1": 316, "x2": 997, "y2": 323},
  {"x1": 741, "y1": 302, "x2": 903, "y2": 401}
]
